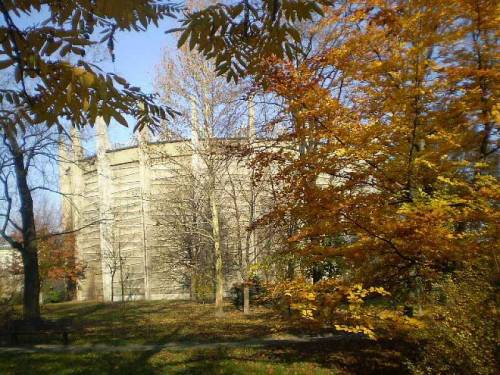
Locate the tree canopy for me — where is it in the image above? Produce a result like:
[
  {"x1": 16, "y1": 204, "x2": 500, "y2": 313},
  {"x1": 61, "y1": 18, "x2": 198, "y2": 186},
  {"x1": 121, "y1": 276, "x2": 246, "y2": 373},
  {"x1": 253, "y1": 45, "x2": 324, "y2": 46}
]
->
[
  {"x1": 174, "y1": 0, "x2": 328, "y2": 81},
  {"x1": 0, "y1": 0, "x2": 182, "y2": 131},
  {"x1": 179, "y1": 0, "x2": 499, "y2": 356}
]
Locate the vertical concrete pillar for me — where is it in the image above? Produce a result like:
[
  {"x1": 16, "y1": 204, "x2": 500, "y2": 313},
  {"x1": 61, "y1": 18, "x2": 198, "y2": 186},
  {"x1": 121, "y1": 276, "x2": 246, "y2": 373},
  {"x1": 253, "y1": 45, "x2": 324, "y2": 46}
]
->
[
  {"x1": 96, "y1": 117, "x2": 114, "y2": 302},
  {"x1": 70, "y1": 128, "x2": 84, "y2": 229},
  {"x1": 138, "y1": 127, "x2": 151, "y2": 300},
  {"x1": 59, "y1": 132, "x2": 73, "y2": 231},
  {"x1": 70, "y1": 127, "x2": 85, "y2": 300}
]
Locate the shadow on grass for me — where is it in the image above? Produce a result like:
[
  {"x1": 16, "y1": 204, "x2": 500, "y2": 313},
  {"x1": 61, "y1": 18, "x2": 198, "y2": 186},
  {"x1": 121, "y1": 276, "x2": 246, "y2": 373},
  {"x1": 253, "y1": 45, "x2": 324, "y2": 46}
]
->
[
  {"x1": 165, "y1": 338, "x2": 413, "y2": 375},
  {"x1": 0, "y1": 301, "x2": 417, "y2": 374},
  {"x1": 0, "y1": 336, "x2": 417, "y2": 374},
  {"x1": 0, "y1": 351, "x2": 158, "y2": 375},
  {"x1": 42, "y1": 302, "x2": 107, "y2": 321}
]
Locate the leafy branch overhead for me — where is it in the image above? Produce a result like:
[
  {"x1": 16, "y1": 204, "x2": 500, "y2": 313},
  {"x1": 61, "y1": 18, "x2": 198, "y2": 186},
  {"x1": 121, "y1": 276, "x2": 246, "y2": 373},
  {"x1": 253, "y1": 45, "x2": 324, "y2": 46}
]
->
[
  {"x1": 173, "y1": 0, "x2": 327, "y2": 82},
  {"x1": 0, "y1": 0, "x2": 183, "y2": 131}
]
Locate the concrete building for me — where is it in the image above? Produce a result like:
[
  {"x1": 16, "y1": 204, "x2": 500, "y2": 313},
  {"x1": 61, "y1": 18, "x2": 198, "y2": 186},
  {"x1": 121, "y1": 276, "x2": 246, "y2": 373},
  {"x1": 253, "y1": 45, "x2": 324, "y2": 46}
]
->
[
  {"x1": 0, "y1": 239, "x2": 22, "y2": 299},
  {"x1": 60, "y1": 113, "x2": 276, "y2": 302},
  {"x1": 0, "y1": 239, "x2": 15, "y2": 266}
]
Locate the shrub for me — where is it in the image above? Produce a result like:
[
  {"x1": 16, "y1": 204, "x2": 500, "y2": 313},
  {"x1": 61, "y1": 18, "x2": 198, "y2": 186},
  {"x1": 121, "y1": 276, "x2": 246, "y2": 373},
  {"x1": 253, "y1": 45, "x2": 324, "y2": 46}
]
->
[
  {"x1": 265, "y1": 277, "x2": 424, "y2": 339},
  {"x1": 405, "y1": 266, "x2": 497, "y2": 375},
  {"x1": 191, "y1": 272, "x2": 214, "y2": 303},
  {"x1": 43, "y1": 288, "x2": 66, "y2": 304}
]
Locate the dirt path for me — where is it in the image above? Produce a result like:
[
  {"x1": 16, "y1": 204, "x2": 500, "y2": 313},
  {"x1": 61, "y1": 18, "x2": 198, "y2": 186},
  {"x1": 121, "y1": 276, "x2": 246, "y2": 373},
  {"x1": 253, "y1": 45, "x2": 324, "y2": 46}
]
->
[{"x1": 0, "y1": 334, "x2": 346, "y2": 354}]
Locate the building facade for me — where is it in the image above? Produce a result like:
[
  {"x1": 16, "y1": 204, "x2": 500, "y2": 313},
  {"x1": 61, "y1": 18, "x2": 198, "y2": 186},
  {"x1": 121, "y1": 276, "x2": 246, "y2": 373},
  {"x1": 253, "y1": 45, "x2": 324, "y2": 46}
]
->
[
  {"x1": 60, "y1": 117, "x2": 274, "y2": 302},
  {"x1": 0, "y1": 239, "x2": 22, "y2": 299}
]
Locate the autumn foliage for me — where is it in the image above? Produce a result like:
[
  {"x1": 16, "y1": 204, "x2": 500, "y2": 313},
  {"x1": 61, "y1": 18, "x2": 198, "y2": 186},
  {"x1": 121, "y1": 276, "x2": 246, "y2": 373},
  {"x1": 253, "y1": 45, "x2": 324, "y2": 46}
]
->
[
  {"x1": 267, "y1": 278, "x2": 426, "y2": 340},
  {"x1": 9, "y1": 229, "x2": 85, "y2": 300},
  {"x1": 243, "y1": 1, "x2": 499, "y2": 367},
  {"x1": 252, "y1": 0, "x2": 498, "y2": 286},
  {"x1": 37, "y1": 232, "x2": 85, "y2": 297}
]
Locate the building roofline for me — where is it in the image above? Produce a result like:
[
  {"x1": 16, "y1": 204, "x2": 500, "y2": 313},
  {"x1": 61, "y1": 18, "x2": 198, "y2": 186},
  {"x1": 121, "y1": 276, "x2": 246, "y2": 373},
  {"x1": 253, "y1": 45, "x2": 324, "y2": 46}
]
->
[{"x1": 79, "y1": 136, "x2": 270, "y2": 161}]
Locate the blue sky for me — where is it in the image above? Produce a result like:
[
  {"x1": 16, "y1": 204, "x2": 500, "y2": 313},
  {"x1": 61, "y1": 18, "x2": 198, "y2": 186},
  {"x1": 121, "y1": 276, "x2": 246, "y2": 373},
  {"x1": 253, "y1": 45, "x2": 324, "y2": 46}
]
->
[
  {"x1": 98, "y1": 17, "x2": 180, "y2": 146},
  {"x1": 3, "y1": 11, "x2": 184, "y2": 223},
  {"x1": 13, "y1": 9, "x2": 181, "y2": 149}
]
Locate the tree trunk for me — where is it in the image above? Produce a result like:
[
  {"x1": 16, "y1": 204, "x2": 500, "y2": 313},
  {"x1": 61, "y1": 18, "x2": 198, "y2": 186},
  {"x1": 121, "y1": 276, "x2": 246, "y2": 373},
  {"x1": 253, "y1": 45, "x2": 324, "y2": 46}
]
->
[
  {"x1": 243, "y1": 283, "x2": 250, "y2": 315},
  {"x1": 7, "y1": 128, "x2": 41, "y2": 320},
  {"x1": 312, "y1": 266, "x2": 322, "y2": 283},
  {"x1": 210, "y1": 187, "x2": 224, "y2": 316},
  {"x1": 119, "y1": 242, "x2": 125, "y2": 302},
  {"x1": 120, "y1": 269, "x2": 125, "y2": 302},
  {"x1": 21, "y1": 246, "x2": 40, "y2": 319},
  {"x1": 242, "y1": 172, "x2": 256, "y2": 315},
  {"x1": 65, "y1": 276, "x2": 76, "y2": 301},
  {"x1": 110, "y1": 273, "x2": 114, "y2": 302},
  {"x1": 190, "y1": 272, "x2": 196, "y2": 301}
]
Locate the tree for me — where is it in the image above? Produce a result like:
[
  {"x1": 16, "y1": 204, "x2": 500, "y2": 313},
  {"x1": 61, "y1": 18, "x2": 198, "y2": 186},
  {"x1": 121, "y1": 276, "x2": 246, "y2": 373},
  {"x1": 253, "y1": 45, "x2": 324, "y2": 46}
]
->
[
  {"x1": 225, "y1": 137, "x2": 278, "y2": 314},
  {"x1": 241, "y1": 0, "x2": 498, "y2": 325},
  {"x1": 277, "y1": 0, "x2": 495, "y2": 280},
  {"x1": 181, "y1": 0, "x2": 498, "y2": 342},
  {"x1": 31, "y1": 231, "x2": 83, "y2": 303},
  {"x1": 155, "y1": 41, "x2": 250, "y2": 314},
  {"x1": 0, "y1": 1, "x2": 180, "y2": 319},
  {"x1": 0, "y1": 1, "x2": 180, "y2": 130},
  {"x1": 102, "y1": 223, "x2": 131, "y2": 302},
  {"x1": 174, "y1": 0, "x2": 328, "y2": 80},
  {"x1": 0, "y1": 119, "x2": 69, "y2": 318}
]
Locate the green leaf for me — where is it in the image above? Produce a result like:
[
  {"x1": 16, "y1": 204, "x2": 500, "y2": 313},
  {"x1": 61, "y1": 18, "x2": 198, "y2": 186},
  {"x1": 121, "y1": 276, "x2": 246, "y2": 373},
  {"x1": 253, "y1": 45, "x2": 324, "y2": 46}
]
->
[
  {"x1": 112, "y1": 110, "x2": 128, "y2": 127},
  {"x1": 310, "y1": 2, "x2": 325, "y2": 17},
  {"x1": 0, "y1": 59, "x2": 14, "y2": 69},
  {"x1": 189, "y1": 34, "x2": 197, "y2": 51},
  {"x1": 177, "y1": 30, "x2": 190, "y2": 48},
  {"x1": 43, "y1": 40, "x2": 62, "y2": 56},
  {"x1": 59, "y1": 43, "x2": 72, "y2": 57},
  {"x1": 103, "y1": 109, "x2": 111, "y2": 125},
  {"x1": 71, "y1": 10, "x2": 81, "y2": 30},
  {"x1": 113, "y1": 75, "x2": 127, "y2": 85},
  {"x1": 288, "y1": 28, "x2": 301, "y2": 43},
  {"x1": 71, "y1": 47, "x2": 85, "y2": 56}
]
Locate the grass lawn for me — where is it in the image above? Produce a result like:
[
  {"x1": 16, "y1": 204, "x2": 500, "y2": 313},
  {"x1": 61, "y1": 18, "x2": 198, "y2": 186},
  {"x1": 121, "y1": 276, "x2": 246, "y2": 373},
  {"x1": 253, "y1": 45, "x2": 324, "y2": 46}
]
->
[
  {"x1": 0, "y1": 300, "x2": 414, "y2": 374},
  {"x1": 0, "y1": 347, "x2": 339, "y2": 375},
  {"x1": 25, "y1": 300, "x2": 288, "y2": 345}
]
